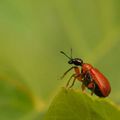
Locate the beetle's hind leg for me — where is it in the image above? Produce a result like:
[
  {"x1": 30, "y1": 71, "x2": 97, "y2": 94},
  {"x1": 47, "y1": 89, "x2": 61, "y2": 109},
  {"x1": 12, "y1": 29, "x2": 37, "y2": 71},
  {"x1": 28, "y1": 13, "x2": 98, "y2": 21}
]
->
[
  {"x1": 81, "y1": 83, "x2": 86, "y2": 92},
  {"x1": 88, "y1": 82, "x2": 95, "y2": 96}
]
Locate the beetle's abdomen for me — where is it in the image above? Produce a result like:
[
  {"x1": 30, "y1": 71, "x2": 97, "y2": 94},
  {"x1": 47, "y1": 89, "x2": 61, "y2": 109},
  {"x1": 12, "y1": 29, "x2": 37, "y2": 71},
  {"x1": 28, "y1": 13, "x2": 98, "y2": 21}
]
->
[
  {"x1": 93, "y1": 83, "x2": 105, "y2": 97},
  {"x1": 90, "y1": 68, "x2": 111, "y2": 97}
]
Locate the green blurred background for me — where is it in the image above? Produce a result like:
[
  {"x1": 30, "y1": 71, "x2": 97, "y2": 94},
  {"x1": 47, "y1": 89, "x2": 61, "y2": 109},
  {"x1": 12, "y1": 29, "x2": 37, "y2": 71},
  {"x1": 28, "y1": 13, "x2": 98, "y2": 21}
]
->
[{"x1": 0, "y1": 0, "x2": 120, "y2": 119}]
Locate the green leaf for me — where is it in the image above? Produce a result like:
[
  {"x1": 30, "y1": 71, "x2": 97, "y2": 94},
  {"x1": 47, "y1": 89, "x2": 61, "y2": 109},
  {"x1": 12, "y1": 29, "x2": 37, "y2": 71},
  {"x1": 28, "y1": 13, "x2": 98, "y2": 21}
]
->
[{"x1": 44, "y1": 88, "x2": 120, "y2": 120}]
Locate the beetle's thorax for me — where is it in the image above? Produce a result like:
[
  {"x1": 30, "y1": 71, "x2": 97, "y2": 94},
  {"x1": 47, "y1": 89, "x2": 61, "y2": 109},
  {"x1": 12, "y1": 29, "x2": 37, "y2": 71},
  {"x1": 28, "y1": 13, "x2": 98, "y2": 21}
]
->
[{"x1": 82, "y1": 63, "x2": 93, "y2": 72}]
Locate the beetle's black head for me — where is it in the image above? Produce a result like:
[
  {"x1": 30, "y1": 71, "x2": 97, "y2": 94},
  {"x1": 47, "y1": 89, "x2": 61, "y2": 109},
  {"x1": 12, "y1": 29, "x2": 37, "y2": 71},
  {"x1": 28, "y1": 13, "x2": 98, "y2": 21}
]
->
[
  {"x1": 68, "y1": 58, "x2": 83, "y2": 66},
  {"x1": 60, "y1": 50, "x2": 83, "y2": 66}
]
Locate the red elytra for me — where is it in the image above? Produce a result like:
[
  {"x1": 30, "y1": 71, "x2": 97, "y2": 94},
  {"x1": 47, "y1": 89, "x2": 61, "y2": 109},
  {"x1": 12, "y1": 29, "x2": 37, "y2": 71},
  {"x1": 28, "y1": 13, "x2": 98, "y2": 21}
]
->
[{"x1": 60, "y1": 50, "x2": 111, "y2": 97}]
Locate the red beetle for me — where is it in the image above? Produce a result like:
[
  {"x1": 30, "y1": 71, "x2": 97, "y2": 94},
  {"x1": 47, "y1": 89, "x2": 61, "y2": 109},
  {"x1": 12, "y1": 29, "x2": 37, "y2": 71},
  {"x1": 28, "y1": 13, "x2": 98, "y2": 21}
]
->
[{"x1": 60, "y1": 50, "x2": 111, "y2": 97}]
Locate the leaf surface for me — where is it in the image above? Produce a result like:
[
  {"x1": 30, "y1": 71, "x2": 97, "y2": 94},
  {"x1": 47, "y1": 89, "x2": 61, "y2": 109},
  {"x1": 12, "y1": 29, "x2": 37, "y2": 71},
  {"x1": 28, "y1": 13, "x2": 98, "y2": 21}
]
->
[{"x1": 45, "y1": 88, "x2": 120, "y2": 120}]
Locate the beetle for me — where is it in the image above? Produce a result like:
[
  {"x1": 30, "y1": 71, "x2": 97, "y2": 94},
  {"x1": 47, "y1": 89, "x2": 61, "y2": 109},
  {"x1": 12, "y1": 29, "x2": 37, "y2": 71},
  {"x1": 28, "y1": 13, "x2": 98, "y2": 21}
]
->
[{"x1": 60, "y1": 50, "x2": 111, "y2": 97}]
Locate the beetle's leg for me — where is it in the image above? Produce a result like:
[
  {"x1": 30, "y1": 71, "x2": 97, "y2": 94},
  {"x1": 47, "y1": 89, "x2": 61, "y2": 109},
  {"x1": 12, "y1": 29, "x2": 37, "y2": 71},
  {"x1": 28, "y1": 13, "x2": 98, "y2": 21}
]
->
[
  {"x1": 87, "y1": 82, "x2": 95, "y2": 96},
  {"x1": 66, "y1": 74, "x2": 76, "y2": 87},
  {"x1": 81, "y1": 83, "x2": 86, "y2": 92},
  {"x1": 60, "y1": 66, "x2": 76, "y2": 79},
  {"x1": 68, "y1": 73, "x2": 83, "y2": 88},
  {"x1": 74, "y1": 72, "x2": 83, "y2": 82},
  {"x1": 68, "y1": 75, "x2": 77, "y2": 88},
  {"x1": 91, "y1": 83, "x2": 95, "y2": 96},
  {"x1": 81, "y1": 71, "x2": 93, "y2": 93},
  {"x1": 85, "y1": 71, "x2": 96, "y2": 96}
]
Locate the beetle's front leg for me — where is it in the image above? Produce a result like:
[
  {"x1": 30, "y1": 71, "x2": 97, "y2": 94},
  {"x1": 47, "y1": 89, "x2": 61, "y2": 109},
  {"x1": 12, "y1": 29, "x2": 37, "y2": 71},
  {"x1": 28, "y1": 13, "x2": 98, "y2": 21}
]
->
[
  {"x1": 67, "y1": 73, "x2": 83, "y2": 88},
  {"x1": 60, "y1": 66, "x2": 76, "y2": 79},
  {"x1": 74, "y1": 73, "x2": 84, "y2": 82},
  {"x1": 66, "y1": 74, "x2": 76, "y2": 88}
]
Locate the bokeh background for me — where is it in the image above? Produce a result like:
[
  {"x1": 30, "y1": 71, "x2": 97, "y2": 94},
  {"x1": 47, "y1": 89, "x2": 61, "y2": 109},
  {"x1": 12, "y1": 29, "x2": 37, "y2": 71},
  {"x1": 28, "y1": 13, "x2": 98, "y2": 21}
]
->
[{"x1": 0, "y1": 0, "x2": 120, "y2": 120}]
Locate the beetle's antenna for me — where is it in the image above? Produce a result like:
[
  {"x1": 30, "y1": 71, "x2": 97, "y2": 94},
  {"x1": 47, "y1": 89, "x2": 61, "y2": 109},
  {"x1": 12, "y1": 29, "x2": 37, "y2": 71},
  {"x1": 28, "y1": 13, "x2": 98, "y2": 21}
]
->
[
  {"x1": 70, "y1": 48, "x2": 73, "y2": 59},
  {"x1": 60, "y1": 51, "x2": 71, "y2": 59}
]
